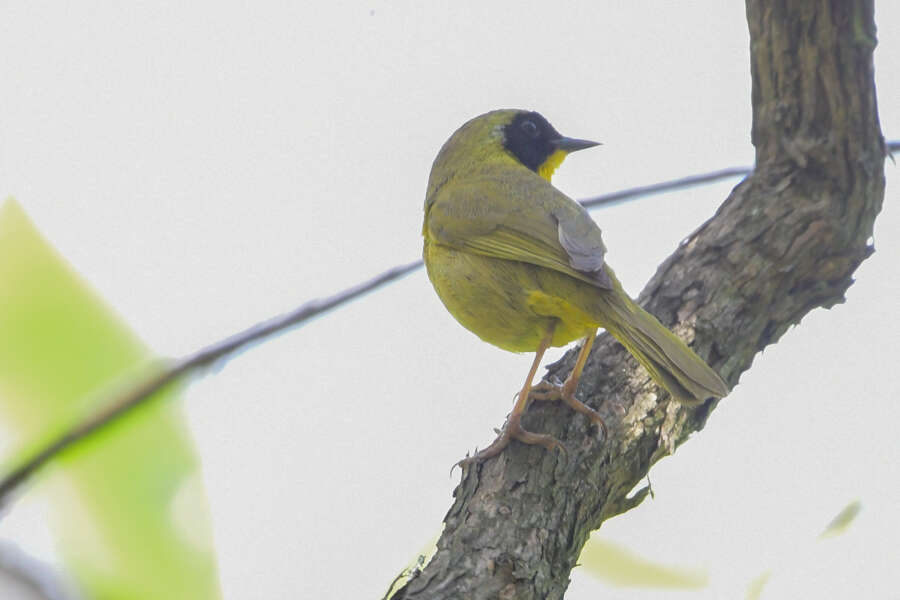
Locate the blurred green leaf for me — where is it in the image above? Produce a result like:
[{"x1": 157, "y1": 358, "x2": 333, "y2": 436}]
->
[
  {"x1": 819, "y1": 500, "x2": 861, "y2": 540},
  {"x1": 744, "y1": 570, "x2": 771, "y2": 600},
  {"x1": 579, "y1": 533, "x2": 707, "y2": 589},
  {"x1": 0, "y1": 198, "x2": 219, "y2": 599}
]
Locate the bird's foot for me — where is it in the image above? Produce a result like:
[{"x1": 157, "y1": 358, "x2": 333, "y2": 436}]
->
[
  {"x1": 529, "y1": 380, "x2": 565, "y2": 402},
  {"x1": 457, "y1": 416, "x2": 565, "y2": 468},
  {"x1": 529, "y1": 381, "x2": 608, "y2": 441}
]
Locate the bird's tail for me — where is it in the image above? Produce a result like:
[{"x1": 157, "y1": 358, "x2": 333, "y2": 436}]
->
[{"x1": 598, "y1": 278, "x2": 729, "y2": 404}]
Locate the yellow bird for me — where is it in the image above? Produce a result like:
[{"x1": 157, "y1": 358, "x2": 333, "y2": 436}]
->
[{"x1": 422, "y1": 110, "x2": 729, "y2": 464}]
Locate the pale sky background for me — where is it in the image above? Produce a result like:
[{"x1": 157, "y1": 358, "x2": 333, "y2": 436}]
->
[{"x1": 1, "y1": 2, "x2": 898, "y2": 599}]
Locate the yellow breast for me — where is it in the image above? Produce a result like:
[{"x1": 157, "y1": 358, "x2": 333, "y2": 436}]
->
[{"x1": 423, "y1": 238, "x2": 599, "y2": 352}]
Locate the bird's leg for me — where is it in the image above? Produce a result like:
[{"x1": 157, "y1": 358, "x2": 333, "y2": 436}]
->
[
  {"x1": 459, "y1": 322, "x2": 564, "y2": 467},
  {"x1": 530, "y1": 329, "x2": 607, "y2": 440}
]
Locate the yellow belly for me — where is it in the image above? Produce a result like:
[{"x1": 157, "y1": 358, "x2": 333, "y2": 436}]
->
[{"x1": 423, "y1": 240, "x2": 601, "y2": 352}]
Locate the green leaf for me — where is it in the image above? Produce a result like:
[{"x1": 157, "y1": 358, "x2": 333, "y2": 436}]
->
[
  {"x1": 819, "y1": 500, "x2": 861, "y2": 540},
  {"x1": 0, "y1": 198, "x2": 220, "y2": 599},
  {"x1": 579, "y1": 533, "x2": 708, "y2": 589}
]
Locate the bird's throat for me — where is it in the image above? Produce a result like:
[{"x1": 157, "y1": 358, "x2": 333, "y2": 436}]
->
[{"x1": 537, "y1": 149, "x2": 567, "y2": 181}]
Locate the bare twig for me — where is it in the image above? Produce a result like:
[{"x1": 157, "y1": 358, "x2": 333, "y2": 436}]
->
[
  {"x1": 0, "y1": 260, "x2": 422, "y2": 506},
  {"x1": 0, "y1": 138, "x2": 897, "y2": 508},
  {"x1": 580, "y1": 166, "x2": 751, "y2": 209},
  {"x1": 580, "y1": 139, "x2": 895, "y2": 210}
]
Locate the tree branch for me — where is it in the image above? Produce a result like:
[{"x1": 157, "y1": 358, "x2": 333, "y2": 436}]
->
[{"x1": 391, "y1": 1, "x2": 884, "y2": 598}]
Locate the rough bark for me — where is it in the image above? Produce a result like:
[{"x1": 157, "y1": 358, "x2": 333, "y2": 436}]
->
[{"x1": 391, "y1": 1, "x2": 884, "y2": 598}]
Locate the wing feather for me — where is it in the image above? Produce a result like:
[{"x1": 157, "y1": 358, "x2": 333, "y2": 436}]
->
[{"x1": 425, "y1": 172, "x2": 612, "y2": 289}]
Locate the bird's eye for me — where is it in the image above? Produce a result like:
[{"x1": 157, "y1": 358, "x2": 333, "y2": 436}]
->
[{"x1": 521, "y1": 120, "x2": 539, "y2": 138}]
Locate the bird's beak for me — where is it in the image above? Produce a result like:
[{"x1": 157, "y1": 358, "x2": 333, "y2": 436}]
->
[{"x1": 552, "y1": 136, "x2": 601, "y2": 153}]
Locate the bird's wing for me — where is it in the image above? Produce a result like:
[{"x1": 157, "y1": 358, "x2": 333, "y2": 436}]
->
[{"x1": 425, "y1": 174, "x2": 612, "y2": 289}]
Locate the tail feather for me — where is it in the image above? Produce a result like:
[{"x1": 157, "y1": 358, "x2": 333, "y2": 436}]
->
[{"x1": 600, "y1": 291, "x2": 729, "y2": 404}]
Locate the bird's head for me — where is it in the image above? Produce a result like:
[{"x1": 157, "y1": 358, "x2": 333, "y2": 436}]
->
[{"x1": 429, "y1": 109, "x2": 600, "y2": 185}]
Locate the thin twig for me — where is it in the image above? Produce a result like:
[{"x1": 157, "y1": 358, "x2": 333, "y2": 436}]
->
[
  {"x1": 580, "y1": 166, "x2": 752, "y2": 209},
  {"x1": 0, "y1": 260, "x2": 422, "y2": 506},
  {"x1": 1, "y1": 140, "x2": 897, "y2": 507},
  {"x1": 581, "y1": 140, "x2": 897, "y2": 209},
  {"x1": 888, "y1": 139, "x2": 900, "y2": 162}
]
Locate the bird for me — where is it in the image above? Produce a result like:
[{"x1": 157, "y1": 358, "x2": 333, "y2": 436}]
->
[{"x1": 421, "y1": 109, "x2": 729, "y2": 465}]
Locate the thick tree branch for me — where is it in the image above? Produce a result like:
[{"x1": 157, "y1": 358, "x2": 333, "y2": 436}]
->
[{"x1": 391, "y1": 2, "x2": 884, "y2": 598}]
